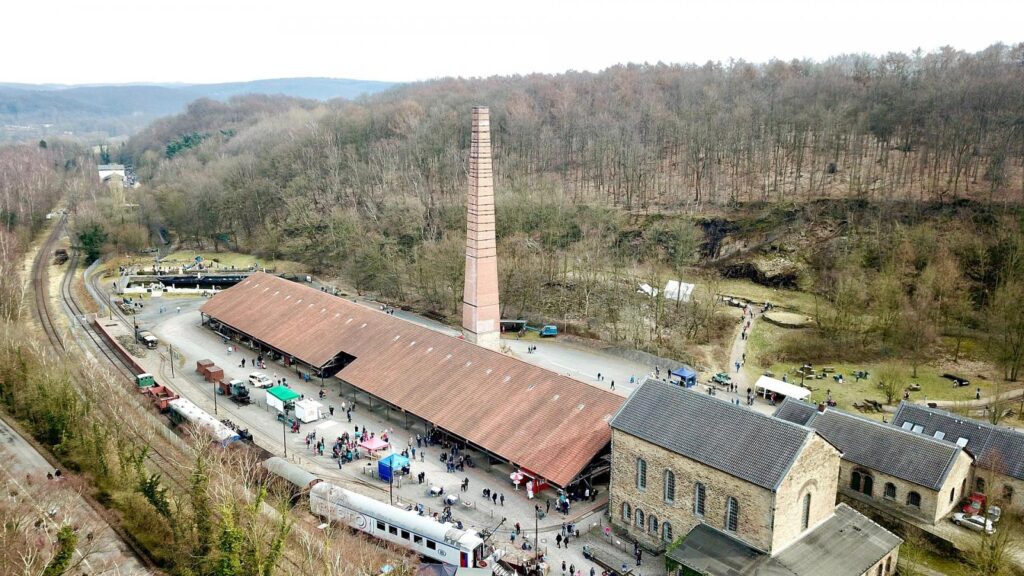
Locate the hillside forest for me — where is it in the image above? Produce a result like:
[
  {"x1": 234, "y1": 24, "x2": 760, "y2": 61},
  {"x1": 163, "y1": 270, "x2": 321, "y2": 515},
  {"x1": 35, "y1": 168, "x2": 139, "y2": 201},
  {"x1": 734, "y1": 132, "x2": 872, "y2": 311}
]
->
[{"x1": 93, "y1": 44, "x2": 1024, "y2": 382}]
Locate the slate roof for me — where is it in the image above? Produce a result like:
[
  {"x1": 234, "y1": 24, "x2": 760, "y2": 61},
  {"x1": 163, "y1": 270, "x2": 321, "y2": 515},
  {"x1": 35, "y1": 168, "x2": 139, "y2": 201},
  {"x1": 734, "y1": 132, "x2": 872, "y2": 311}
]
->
[
  {"x1": 893, "y1": 402, "x2": 1024, "y2": 481},
  {"x1": 772, "y1": 398, "x2": 818, "y2": 426},
  {"x1": 668, "y1": 504, "x2": 901, "y2": 576},
  {"x1": 610, "y1": 379, "x2": 815, "y2": 491},
  {"x1": 200, "y1": 273, "x2": 624, "y2": 487},
  {"x1": 800, "y1": 407, "x2": 965, "y2": 490}
]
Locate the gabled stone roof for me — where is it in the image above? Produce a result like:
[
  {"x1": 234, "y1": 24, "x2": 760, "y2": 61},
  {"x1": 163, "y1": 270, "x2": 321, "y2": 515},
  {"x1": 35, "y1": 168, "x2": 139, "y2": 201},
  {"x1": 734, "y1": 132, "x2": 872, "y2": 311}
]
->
[
  {"x1": 610, "y1": 379, "x2": 815, "y2": 491},
  {"x1": 800, "y1": 407, "x2": 965, "y2": 490},
  {"x1": 893, "y1": 401, "x2": 1024, "y2": 481}
]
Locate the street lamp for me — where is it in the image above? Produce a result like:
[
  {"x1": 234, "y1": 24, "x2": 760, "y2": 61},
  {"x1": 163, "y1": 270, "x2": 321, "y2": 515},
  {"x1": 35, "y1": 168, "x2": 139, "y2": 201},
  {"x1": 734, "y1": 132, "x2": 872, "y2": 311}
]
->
[
  {"x1": 282, "y1": 415, "x2": 288, "y2": 458},
  {"x1": 213, "y1": 378, "x2": 218, "y2": 415}
]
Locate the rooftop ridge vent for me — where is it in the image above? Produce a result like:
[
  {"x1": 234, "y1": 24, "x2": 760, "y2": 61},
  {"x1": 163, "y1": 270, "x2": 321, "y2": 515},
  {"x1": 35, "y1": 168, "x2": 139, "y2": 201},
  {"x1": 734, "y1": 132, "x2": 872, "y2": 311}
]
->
[
  {"x1": 444, "y1": 354, "x2": 453, "y2": 361},
  {"x1": 296, "y1": 299, "x2": 302, "y2": 304},
  {"x1": 552, "y1": 394, "x2": 560, "y2": 401},
  {"x1": 504, "y1": 376, "x2": 511, "y2": 382},
  {"x1": 273, "y1": 291, "x2": 279, "y2": 296},
  {"x1": 393, "y1": 335, "x2": 401, "y2": 341},
  {"x1": 426, "y1": 347, "x2": 434, "y2": 353},
  {"x1": 577, "y1": 403, "x2": 585, "y2": 411},
  {"x1": 359, "y1": 323, "x2": 367, "y2": 328},
  {"x1": 284, "y1": 295, "x2": 291, "y2": 300},
  {"x1": 485, "y1": 368, "x2": 493, "y2": 375},
  {"x1": 465, "y1": 361, "x2": 472, "y2": 367},
  {"x1": 346, "y1": 318, "x2": 353, "y2": 324},
  {"x1": 408, "y1": 341, "x2": 417, "y2": 347},
  {"x1": 526, "y1": 384, "x2": 535, "y2": 391}
]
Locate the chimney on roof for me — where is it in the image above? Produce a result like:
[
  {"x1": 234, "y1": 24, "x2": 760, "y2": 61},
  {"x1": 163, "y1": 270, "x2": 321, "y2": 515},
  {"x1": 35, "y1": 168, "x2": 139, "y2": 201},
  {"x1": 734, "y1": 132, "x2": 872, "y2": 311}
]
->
[{"x1": 461, "y1": 107, "x2": 501, "y2": 350}]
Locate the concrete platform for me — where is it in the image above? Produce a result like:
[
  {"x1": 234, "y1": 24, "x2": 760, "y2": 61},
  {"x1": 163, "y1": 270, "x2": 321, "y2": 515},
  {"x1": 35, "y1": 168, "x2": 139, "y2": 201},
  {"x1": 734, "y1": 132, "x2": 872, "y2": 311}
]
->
[{"x1": 104, "y1": 301, "x2": 666, "y2": 574}]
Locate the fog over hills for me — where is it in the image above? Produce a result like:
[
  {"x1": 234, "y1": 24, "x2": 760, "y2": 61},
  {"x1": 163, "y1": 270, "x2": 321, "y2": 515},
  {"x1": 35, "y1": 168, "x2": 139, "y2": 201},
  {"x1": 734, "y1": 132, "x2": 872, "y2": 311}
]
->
[{"x1": 0, "y1": 77, "x2": 396, "y2": 142}]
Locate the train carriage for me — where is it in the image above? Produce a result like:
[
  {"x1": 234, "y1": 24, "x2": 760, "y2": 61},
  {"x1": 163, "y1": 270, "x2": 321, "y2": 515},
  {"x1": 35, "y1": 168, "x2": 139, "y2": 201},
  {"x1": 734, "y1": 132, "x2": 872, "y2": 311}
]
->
[{"x1": 308, "y1": 481, "x2": 487, "y2": 568}]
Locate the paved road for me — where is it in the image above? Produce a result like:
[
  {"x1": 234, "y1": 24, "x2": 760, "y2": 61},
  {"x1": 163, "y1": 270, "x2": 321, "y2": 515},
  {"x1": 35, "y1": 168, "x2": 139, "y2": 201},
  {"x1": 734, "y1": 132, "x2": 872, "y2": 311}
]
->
[
  {"x1": 0, "y1": 415, "x2": 151, "y2": 575},
  {"x1": 142, "y1": 308, "x2": 662, "y2": 573}
]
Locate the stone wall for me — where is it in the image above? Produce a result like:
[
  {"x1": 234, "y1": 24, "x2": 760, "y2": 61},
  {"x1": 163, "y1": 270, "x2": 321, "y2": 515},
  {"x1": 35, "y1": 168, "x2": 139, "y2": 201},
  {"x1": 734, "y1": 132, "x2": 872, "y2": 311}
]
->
[
  {"x1": 835, "y1": 457, "x2": 970, "y2": 524},
  {"x1": 771, "y1": 434, "x2": 841, "y2": 551},
  {"x1": 971, "y1": 469, "x2": 1024, "y2": 512},
  {"x1": 933, "y1": 451, "x2": 975, "y2": 523},
  {"x1": 862, "y1": 550, "x2": 899, "y2": 576},
  {"x1": 610, "y1": 430, "x2": 776, "y2": 552}
]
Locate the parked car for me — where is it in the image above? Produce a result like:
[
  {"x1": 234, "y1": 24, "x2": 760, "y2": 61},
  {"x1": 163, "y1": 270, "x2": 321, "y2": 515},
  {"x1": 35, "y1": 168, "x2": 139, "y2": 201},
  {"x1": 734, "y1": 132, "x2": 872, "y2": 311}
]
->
[
  {"x1": 712, "y1": 372, "x2": 732, "y2": 385},
  {"x1": 952, "y1": 512, "x2": 994, "y2": 534},
  {"x1": 248, "y1": 372, "x2": 273, "y2": 388}
]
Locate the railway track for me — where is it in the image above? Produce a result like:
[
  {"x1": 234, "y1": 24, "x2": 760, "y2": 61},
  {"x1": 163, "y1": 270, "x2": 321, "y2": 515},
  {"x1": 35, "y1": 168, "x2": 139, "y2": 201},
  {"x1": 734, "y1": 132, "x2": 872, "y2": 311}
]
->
[
  {"x1": 31, "y1": 216, "x2": 66, "y2": 352},
  {"x1": 37, "y1": 222, "x2": 313, "y2": 573}
]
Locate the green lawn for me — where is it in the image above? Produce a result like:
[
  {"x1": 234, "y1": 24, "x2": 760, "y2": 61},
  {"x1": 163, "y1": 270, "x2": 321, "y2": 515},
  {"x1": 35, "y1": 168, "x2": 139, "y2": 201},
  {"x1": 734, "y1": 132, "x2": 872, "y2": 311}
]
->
[{"x1": 744, "y1": 321, "x2": 1017, "y2": 418}]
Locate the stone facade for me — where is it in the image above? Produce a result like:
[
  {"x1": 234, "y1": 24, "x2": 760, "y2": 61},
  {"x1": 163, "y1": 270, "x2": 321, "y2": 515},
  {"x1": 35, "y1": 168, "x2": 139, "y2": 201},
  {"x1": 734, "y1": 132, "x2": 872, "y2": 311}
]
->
[
  {"x1": 862, "y1": 551, "x2": 900, "y2": 576},
  {"x1": 837, "y1": 450, "x2": 973, "y2": 525},
  {"x1": 770, "y1": 434, "x2": 840, "y2": 551},
  {"x1": 971, "y1": 469, "x2": 1024, "y2": 511},
  {"x1": 461, "y1": 106, "x2": 501, "y2": 349},
  {"x1": 610, "y1": 429, "x2": 842, "y2": 554}
]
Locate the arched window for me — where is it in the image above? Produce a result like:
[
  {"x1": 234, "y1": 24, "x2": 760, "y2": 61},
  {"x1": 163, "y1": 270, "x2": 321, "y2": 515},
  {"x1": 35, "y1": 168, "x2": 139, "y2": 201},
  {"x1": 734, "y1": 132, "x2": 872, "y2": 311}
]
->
[
  {"x1": 635, "y1": 508, "x2": 645, "y2": 528},
  {"x1": 884, "y1": 557, "x2": 891, "y2": 574},
  {"x1": 662, "y1": 522, "x2": 673, "y2": 542},
  {"x1": 950, "y1": 487, "x2": 955, "y2": 503},
  {"x1": 725, "y1": 497, "x2": 739, "y2": 532},
  {"x1": 1002, "y1": 485, "x2": 1015, "y2": 503},
  {"x1": 876, "y1": 564, "x2": 883, "y2": 576},
  {"x1": 907, "y1": 491, "x2": 921, "y2": 508},
  {"x1": 801, "y1": 493, "x2": 812, "y2": 531},
  {"x1": 648, "y1": 514, "x2": 658, "y2": 534},
  {"x1": 694, "y1": 482, "x2": 706, "y2": 516},
  {"x1": 664, "y1": 470, "x2": 676, "y2": 503},
  {"x1": 862, "y1": 474, "x2": 874, "y2": 497},
  {"x1": 884, "y1": 483, "x2": 896, "y2": 499},
  {"x1": 636, "y1": 458, "x2": 647, "y2": 490},
  {"x1": 975, "y1": 477, "x2": 986, "y2": 494},
  {"x1": 622, "y1": 502, "x2": 631, "y2": 521},
  {"x1": 851, "y1": 470, "x2": 862, "y2": 491}
]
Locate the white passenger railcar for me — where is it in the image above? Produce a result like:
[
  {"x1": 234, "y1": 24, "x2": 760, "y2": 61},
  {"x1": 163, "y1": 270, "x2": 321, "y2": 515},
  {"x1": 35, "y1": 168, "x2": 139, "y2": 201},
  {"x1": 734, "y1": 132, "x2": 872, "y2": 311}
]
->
[
  {"x1": 167, "y1": 398, "x2": 240, "y2": 446},
  {"x1": 309, "y1": 481, "x2": 487, "y2": 568}
]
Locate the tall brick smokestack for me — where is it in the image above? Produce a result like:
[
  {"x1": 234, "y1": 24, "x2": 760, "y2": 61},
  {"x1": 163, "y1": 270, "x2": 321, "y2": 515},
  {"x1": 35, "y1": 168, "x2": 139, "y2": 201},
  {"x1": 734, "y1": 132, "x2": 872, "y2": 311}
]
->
[{"x1": 462, "y1": 106, "x2": 501, "y2": 349}]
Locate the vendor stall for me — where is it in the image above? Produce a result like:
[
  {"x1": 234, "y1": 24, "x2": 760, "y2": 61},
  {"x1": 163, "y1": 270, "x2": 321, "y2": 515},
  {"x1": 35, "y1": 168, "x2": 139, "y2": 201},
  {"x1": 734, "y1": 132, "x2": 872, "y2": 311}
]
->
[
  {"x1": 359, "y1": 436, "x2": 390, "y2": 458},
  {"x1": 266, "y1": 385, "x2": 301, "y2": 414},
  {"x1": 293, "y1": 398, "x2": 324, "y2": 423},
  {"x1": 671, "y1": 365, "x2": 698, "y2": 388},
  {"x1": 378, "y1": 453, "x2": 409, "y2": 482},
  {"x1": 753, "y1": 375, "x2": 811, "y2": 401}
]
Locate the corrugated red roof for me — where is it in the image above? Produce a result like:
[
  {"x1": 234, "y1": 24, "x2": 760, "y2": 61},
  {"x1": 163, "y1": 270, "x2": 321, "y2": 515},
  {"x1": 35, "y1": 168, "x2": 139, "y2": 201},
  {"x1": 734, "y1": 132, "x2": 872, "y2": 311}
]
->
[{"x1": 201, "y1": 272, "x2": 623, "y2": 486}]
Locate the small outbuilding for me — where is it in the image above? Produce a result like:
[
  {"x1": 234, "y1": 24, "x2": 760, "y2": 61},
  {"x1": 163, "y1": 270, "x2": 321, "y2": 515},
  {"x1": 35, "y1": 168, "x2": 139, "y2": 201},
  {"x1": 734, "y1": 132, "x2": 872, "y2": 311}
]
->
[{"x1": 293, "y1": 398, "x2": 324, "y2": 423}]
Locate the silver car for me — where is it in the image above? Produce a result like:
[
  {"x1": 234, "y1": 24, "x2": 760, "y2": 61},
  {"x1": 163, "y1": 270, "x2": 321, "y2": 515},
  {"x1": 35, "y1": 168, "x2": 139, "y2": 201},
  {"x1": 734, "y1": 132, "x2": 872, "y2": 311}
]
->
[{"x1": 952, "y1": 512, "x2": 994, "y2": 534}]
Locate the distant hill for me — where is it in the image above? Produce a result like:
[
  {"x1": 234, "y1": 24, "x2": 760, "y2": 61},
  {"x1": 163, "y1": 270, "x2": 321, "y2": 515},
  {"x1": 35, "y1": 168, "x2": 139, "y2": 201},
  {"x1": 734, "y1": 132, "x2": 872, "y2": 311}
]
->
[{"x1": 0, "y1": 77, "x2": 396, "y2": 142}]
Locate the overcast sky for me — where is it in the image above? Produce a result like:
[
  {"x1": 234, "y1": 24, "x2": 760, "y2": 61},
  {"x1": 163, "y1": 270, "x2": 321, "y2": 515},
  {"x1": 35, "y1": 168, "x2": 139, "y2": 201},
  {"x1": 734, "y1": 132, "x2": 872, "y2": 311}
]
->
[{"x1": 5, "y1": 0, "x2": 1020, "y2": 85}]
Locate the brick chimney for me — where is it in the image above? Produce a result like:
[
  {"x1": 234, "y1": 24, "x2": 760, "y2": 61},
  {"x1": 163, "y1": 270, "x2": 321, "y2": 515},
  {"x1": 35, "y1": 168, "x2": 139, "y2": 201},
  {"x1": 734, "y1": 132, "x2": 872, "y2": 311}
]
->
[{"x1": 462, "y1": 107, "x2": 501, "y2": 349}]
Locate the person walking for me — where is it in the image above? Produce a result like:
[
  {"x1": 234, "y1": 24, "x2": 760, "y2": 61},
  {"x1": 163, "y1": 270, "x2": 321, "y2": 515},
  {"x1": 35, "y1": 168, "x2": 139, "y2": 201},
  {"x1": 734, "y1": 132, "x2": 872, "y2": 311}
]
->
[
  {"x1": 500, "y1": 493, "x2": 505, "y2": 506},
  {"x1": 556, "y1": 534, "x2": 563, "y2": 549}
]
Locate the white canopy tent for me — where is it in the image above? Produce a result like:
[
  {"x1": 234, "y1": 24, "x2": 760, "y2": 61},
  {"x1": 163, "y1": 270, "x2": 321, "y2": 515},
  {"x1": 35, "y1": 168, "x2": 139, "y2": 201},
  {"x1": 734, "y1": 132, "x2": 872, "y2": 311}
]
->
[{"x1": 753, "y1": 375, "x2": 811, "y2": 401}]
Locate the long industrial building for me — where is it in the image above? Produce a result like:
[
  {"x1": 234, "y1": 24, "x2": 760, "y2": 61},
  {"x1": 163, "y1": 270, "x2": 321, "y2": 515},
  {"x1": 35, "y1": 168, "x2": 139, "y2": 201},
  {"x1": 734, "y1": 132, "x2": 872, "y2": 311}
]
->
[{"x1": 200, "y1": 271, "x2": 623, "y2": 488}]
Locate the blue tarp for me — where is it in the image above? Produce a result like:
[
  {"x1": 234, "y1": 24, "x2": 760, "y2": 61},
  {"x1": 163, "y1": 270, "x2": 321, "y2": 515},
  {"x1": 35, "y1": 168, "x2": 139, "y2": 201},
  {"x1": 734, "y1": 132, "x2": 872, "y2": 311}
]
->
[
  {"x1": 378, "y1": 454, "x2": 410, "y2": 482},
  {"x1": 672, "y1": 365, "x2": 698, "y2": 387}
]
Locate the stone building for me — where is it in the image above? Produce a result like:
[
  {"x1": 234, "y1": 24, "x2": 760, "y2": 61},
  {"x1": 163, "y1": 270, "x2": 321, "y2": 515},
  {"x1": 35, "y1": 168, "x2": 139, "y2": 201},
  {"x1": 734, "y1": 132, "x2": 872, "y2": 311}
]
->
[
  {"x1": 610, "y1": 380, "x2": 901, "y2": 575},
  {"x1": 775, "y1": 399, "x2": 974, "y2": 525},
  {"x1": 893, "y1": 402, "x2": 1024, "y2": 510}
]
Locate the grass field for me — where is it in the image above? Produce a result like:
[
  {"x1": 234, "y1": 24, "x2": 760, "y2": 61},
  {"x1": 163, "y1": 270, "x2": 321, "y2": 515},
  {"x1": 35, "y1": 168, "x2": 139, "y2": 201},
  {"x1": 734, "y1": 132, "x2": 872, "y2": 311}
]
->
[{"x1": 744, "y1": 320, "x2": 1019, "y2": 419}]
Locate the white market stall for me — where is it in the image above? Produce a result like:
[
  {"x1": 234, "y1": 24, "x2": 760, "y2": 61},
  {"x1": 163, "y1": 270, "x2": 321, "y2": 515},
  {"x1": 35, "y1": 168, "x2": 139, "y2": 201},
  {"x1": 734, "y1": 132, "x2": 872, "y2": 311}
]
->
[
  {"x1": 266, "y1": 385, "x2": 301, "y2": 414},
  {"x1": 294, "y1": 398, "x2": 324, "y2": 423},
  {"x1": 753, "y1": 375, "x2": 812, "y2": 401}
]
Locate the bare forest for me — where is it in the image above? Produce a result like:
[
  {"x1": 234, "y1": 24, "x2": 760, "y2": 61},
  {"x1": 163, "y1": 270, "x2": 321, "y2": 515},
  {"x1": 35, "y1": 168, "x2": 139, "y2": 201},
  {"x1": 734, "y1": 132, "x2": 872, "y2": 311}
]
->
[{"x1": 116, "y1": 45, "x2": 1024, "y2": 370}]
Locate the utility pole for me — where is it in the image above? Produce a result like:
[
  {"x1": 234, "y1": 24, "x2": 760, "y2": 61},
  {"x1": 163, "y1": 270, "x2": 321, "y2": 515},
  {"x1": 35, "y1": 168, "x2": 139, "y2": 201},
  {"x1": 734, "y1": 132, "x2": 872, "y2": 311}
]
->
[
  {"x1": 283, "y1": 416, "x2": 288, "y2": 458},
  {"x1": 169, "y1": 344, "x2": 175, "y2": 378},
  {"x1": 213, "y1": 378, "x2": 218, "y2": 415}
]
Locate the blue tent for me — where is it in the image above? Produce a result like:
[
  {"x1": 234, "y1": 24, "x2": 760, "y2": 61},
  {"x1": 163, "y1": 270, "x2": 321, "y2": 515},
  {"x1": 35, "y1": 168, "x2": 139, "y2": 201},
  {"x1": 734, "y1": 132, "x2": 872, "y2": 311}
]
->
[
  {"x1": 671, "y1": 365, "x2": 698, "y2": 388},
  {"x1": 378, "y1": 453, "x2": 410, "y2": 482}
]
